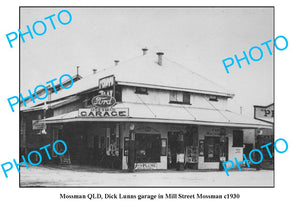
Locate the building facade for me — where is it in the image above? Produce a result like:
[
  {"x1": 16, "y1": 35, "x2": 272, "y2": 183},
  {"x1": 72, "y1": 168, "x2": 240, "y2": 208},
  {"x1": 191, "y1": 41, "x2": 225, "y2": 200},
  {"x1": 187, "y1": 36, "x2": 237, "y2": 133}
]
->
[{"x1": 20, "y1": 49, "x2": 272, "y2": 170}]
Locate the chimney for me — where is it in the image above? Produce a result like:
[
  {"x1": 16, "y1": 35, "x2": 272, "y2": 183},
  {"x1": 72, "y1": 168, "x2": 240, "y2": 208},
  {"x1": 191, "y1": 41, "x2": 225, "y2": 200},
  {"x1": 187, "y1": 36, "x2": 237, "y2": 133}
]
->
[
  {"x1": 92, "y1": 69, "x2": 97, "y2": 74},
  {"x1": 142, "y1": 48, "x2": 148, "y2": 55},
  {"x1": 156, "y1": 52, "x2": 164, "y2": 66},
  {"x1": 114, "y1": 60, "x2": 119, "y2": 66}
]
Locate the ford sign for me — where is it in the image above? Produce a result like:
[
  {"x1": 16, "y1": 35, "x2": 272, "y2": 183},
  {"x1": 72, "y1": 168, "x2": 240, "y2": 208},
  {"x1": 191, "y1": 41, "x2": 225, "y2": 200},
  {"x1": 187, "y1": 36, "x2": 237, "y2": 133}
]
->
[{"x1": 91, "y1": 95, "x2": 116, "y2": 108}]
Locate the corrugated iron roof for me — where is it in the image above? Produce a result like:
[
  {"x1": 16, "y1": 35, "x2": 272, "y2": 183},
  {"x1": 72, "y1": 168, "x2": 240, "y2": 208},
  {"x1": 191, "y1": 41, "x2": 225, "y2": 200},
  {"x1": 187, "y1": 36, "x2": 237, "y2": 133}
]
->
[
  {"x1": 42, "y1": 102, "x2": 271, "y2": 129},
  {"x1": 21, "y1": 52, "x2": 234, "y2": 111}
]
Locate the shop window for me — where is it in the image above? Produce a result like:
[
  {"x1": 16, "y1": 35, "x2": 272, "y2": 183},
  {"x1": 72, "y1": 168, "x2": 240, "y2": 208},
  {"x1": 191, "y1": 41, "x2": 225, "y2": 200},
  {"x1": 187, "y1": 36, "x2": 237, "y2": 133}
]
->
[
  {"x1": 233, "y1": 130, "x2": 243, "y2": 147},
  {"x1": 169, "y1": 91, "x2": 190, "y2": 104},
  {"x1": 135, "y1": 87, "x2": 148, "y2": 95},
  {"x1": 204, "y1": 136, "x2": 220, "y2": 162},
  {"x1": 135, "y1": 133, "x2": 161, "y2": 163},
  {"x1": 209, "y1": 95, "x2": 218, "y2": 102}
]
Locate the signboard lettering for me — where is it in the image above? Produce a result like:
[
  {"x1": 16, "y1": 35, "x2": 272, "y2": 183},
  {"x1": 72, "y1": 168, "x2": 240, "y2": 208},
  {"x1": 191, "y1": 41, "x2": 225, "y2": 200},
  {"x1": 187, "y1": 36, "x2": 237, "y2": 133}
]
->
[
  {"x1": 254, "y1": 103, "x2": 274, "y2": 123},
  {"x1": 99, "y1": 75, "x2": 115, "y2": 89},
  {"x1": 79, "y1": 108, "x2": 129, "y2": 118},
  {"x1": 91, "y1": 95, "x2": 116, "y2": 108},
  {"x1": 206, "y1": 128, "x2": 221, "y2": 136},
  {"x1": 135, "y1": 163, "x2": 157, "y2": 170},
  {"x1": 32, "y1": 120, "x2": 45, "y2": 130}
]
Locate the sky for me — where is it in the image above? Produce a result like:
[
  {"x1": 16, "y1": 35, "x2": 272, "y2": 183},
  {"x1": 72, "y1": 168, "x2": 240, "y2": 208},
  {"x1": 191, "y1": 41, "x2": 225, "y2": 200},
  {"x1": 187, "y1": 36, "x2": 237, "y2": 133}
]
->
[{"x1": 20, "y1": 7, "x2": 273, "y2": 117}]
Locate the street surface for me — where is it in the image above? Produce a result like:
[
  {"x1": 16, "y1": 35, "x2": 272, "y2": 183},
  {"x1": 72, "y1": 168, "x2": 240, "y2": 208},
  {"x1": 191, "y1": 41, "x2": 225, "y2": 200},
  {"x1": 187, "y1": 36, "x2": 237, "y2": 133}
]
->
[{"x1": 20, "y1": 165, "x2": 273, "y2": 187}]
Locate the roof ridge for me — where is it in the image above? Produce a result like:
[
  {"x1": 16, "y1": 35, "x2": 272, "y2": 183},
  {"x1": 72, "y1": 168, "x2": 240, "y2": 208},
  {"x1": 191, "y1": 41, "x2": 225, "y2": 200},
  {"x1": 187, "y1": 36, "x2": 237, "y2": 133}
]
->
[{"x1": 81, "y1": 54, "x2": 145, "y2": 79}]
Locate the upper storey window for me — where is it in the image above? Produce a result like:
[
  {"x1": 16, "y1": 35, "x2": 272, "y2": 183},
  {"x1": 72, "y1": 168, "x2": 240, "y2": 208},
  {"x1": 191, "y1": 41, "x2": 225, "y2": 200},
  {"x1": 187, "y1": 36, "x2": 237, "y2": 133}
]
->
[
  {"x1": 169, "y1": 91, "x2": 190, "y2": 104},
  {"x1": 135, "y1": 87, "x2": 148, "y2": 95},
  {"x1": 209, "y1": 95, "x2": 218, "y2": 102}
]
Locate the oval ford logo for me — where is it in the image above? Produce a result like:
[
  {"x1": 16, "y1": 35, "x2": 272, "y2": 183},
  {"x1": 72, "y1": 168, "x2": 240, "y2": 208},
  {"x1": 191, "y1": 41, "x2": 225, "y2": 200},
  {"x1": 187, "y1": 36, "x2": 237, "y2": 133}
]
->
[{"x1": 91, "y1": 95, "x2": 116, "y2": 108}]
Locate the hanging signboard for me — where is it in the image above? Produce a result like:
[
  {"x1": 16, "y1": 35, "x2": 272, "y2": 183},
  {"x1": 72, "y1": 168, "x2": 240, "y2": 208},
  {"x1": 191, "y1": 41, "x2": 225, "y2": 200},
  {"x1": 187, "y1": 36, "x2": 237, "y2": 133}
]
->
[
  {"x1": 32, "y1": 120, "x2": 45, "y2": 130},
  {"x1": 254, "y1": 103, "x2": 274, "y2": 124},
  {"x1": 99, "y1": 75, "x2": 115, "y2": 89},
  {"x1": 78, "y1": 108, "x2": 129, "y2": 117},
  {"x1": 98, "y1": 75, "x2": 115, "y2": 97}
]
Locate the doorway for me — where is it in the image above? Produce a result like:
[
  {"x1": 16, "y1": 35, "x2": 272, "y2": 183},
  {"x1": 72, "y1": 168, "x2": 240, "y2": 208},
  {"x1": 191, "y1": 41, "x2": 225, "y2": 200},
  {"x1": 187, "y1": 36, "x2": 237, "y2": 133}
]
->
[
  {"x1": 167, "y1": 132, "x2": 180, "y2": 169},
  {"x1": 135, "y1": 133, "x2": 161, "y2": 163}
]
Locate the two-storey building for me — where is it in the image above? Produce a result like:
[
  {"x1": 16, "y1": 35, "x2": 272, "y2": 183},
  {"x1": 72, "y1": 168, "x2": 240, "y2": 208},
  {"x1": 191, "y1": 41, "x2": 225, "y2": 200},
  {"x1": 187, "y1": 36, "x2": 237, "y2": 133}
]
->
[{"x1": 20, "y1": 49, "x2": 272, "y2": 170}]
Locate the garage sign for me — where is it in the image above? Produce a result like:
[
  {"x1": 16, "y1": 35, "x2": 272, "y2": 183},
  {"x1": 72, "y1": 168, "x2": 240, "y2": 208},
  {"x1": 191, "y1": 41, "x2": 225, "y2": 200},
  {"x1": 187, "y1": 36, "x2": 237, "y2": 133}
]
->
[
  {"x1": 91, "y1": 95, "x2": 116, "y2": 108},
  {"x1": 79, "y1": 108, "x2": 129, "y2": 118}
]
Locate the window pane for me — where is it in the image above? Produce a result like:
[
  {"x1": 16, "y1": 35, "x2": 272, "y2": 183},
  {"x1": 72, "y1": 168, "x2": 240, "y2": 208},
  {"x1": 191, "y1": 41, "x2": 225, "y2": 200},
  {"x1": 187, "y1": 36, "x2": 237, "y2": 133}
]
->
[
  {"x1": 183, "y1": 92, "x2": 190, "y2": 104},
  {"x1": 170, "y1": 91, "x2": 189, "y2": 103},
  {"x1": 170, "y1": 91, "x2": 177, "y2": 102},
  {"x1": 204, "y1": 136, "x2": 220, "y2": 162},
  {"x1": 177, "y1": 92, "x2": 183, "y2": 101}
]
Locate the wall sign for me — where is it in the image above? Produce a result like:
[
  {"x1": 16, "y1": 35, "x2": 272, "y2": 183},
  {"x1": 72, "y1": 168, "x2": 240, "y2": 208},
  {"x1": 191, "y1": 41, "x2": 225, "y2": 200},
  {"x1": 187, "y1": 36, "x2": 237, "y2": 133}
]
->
[
  {"x1": 135, "y1": 163, "x2": 157, "y2": 170},
  {"x1": 170, "y1": 126, "x2": 185, "y2": 132},
  {"x1": 135, "y1": 125, "x2": 160, "y2": 133},
  {"x1": 206, "y1": 128, "x2": 221, "y2": 136},
  {"x1": 91, "y1": 95, "x2": 116, "y2": 108},
  {"x1": 234, "y1": 148, "x2": 242, "y2": 154},
  {"x1": 78, "y1": 108, "x2": 129, "y2": 117}
]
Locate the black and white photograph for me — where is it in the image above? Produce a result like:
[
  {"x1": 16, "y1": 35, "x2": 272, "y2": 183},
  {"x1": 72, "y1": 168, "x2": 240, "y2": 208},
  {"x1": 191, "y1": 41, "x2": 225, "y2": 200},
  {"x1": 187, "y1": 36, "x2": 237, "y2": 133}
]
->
[
  {"x1": 19, "y1": 7, "x2": 274, "y2": 187},
  {"x1": 2, "y1": 0, "x2": 300, "y2": 212}
]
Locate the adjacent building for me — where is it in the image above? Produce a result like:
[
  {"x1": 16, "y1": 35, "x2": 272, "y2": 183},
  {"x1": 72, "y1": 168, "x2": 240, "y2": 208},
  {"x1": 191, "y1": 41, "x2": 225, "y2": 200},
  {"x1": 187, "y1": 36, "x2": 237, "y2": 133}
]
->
[{"x1": 254, "y1": 103, "x2": 274, "y2": 169}]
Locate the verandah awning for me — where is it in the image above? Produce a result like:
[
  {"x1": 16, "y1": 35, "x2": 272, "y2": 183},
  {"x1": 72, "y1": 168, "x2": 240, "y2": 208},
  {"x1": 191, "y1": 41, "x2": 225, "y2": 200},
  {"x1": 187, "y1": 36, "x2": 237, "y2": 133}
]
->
[{"x1": 42, "y1": 102, "x2": 272, "y2": 129}]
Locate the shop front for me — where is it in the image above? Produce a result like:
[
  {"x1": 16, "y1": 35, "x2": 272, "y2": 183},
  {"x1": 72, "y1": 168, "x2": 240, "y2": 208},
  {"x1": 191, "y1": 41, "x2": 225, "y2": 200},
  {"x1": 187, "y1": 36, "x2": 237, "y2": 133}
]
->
[
  {"x1": 120, "y1": 122, "x2": 245, "y2": 171},
  {"x1": 41, "y1": 83, "x2": 272, "y2": 171},
  {"x1": 43, "y1": 103, "x2": 270, "y2": 171},
  {"x1": 47, "y1": 121, "x2": 123, "y2": 169}
]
